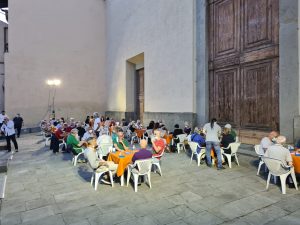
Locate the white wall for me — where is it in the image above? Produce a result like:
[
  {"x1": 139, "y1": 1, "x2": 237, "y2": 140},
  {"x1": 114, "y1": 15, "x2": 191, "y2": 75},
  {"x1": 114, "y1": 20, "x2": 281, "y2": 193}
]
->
[
  {"x1": 5, "y1": 0, "x2": 106, "y2": 127},
  {"x1": 106, "y1": 0, "x2": 195, "y2": 113}
]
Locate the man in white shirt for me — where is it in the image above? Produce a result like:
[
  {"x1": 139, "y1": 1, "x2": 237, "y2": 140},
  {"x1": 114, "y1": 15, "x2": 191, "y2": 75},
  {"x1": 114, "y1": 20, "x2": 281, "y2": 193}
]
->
[
  {"x1": 93, "y1": 112, "x2": 101, "y2": 137},
  {"x1": 1, "y1": 117, "x2": 18, "y2": 152},
  {"x1": 259, "y1": 131, "x2": 279, "y2": 155}
]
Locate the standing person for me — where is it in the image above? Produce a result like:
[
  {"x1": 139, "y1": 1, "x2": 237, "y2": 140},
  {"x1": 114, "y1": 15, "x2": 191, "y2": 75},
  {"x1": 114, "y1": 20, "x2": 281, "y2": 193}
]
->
[
  {"x1": 13, "y1": 113, "x2": 24, "y2": 138},
  {"x1": 203, "y1": 118, "x2": 224, "y2": 170},
  {"x1": 0, "y1": 111, "x2": 6, "y2": 129},
  {"x1": 93, "y1": 112, "x2": 101, "y2": 137},
  {"x1": 1, "y1": 117, "x2": 18, "y2": 152}
]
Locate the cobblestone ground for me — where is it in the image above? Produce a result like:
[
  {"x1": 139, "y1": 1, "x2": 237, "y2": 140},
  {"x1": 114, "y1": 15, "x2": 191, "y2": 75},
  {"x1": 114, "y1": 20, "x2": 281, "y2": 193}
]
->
[{"x1": 0, "y1": 133, "x2": 299, "y2": 225}]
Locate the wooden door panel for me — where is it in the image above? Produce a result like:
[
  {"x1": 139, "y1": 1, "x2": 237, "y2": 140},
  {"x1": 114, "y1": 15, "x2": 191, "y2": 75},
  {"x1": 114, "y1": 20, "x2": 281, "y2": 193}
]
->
[
  {"x1": 240, "y1": 60, "x2": 278, "y2": 129},
  {"x1": 242, "y1": 0, "x2": 279, "y2": 51},
  {"x1": 213, "y1": 0, "x2": 240, "y2": 59},
  {"x1": 213, "y1": 67, "x2": 238, "y2": 126}
]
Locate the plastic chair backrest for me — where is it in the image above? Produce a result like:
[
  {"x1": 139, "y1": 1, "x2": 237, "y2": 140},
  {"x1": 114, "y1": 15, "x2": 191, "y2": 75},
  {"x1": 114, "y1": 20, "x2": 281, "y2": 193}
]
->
[
  {"x1": 254, "y1": 144, "x2": 261, "y2": 155},
  {"x1": 146, "y1": 129, "x2": 153, "y2": 136},
  {"x1": 188, "y1": 141, "x2": 198, "y2": 154},
  {"x1": 97, "y1": 135, "x2": 112, "y2": 146},
  {"x1": 177, "y1": 134, "x2": 187, "y2": 143},
  {"x1": 160, "y1": 130, "x2": 166, "y2": 137},
  {"x1": 135, "y1": 159, "x2": 152, "y2": 174},
  {"x1": 262, "y1": 156, "x2": 289, "y2": 176},
  {"x1": 99, "y1": 143, "x2": 113, "y2": 156},
  {"x1": 228, "y1": 142, "x2": 241, "y2": 154}
]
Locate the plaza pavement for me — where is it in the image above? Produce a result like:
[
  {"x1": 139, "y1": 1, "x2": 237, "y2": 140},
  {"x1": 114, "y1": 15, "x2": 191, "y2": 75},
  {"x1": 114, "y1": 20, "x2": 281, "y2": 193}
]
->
[{"x1": 0, "y1": 133, "x2": 299, "y2": 225}]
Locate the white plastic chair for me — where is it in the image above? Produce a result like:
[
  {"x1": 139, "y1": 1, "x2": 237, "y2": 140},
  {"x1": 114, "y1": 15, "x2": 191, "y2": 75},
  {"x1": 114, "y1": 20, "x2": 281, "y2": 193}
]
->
[
  {"x1": 254, "y1": 144, "x2": 266, "y2": 175},
  {"x1": 221, "y1": 142, "x2": 241, "y2": 168},
  {"x1": 263, "y1": 156, "x2": 298, "y2": 194},
  {"x1": 126, "y1": 159, "x2": 152, "y2": 192},
  {"x1": 174, "y1": 134, "x2": 187, "y2": 154},
  {"x1": 72, "y1": 147, "x2": 84, "y2": 166},
  {"x1": 42, "y1": 132, "x2": 51, "y2": 146},
  {"x1": 97, "y1": 135, "x2": 113, "y2": 159},
  {"x1": 188, "y1": 141, "x2": 206, "y2": 166},
  {"x1": 152, "y1": 139, "x2": 166, "y2": 176},
  {"x1": 59, "y1": 139, "x2": 67, "y2": 150},
  {"x1": 90, "y1": 167, "x2": 114, "y2": 191}
]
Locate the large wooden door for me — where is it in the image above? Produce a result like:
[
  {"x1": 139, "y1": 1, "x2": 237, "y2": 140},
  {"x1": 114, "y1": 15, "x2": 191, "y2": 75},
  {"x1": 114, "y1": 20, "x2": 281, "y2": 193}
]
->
[
  {"x1": 208, "y1": 0, "x2": 279, "y2": 138},
  {"x1": 136, "y1": 68, "x2": 144, "y2": 122}
]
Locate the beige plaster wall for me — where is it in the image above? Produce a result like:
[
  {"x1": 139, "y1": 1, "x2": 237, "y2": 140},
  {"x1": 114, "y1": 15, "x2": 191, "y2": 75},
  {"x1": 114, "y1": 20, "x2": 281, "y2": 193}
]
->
[
  {"x1": 106, "y1": 0, "x2": 195, "y2": 113},
  {"x1": 5, "y1": 0, "x2": 107, "y2": 127}
]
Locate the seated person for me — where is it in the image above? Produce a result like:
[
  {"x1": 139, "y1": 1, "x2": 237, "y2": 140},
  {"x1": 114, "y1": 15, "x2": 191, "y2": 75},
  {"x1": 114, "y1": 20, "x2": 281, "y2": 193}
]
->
[
  {"x1": 132, "y1": 139, "x2": 152, "y2": 163},
  {"x1": 184, "y1": 121, "x2": 192, "y2": 135},
  {"x1": 76, "y1": 122, "x2": 86, "y2": 140},
  {"x1": 172, "y1": 124, "x2": 184, "y2": 145},
  {"x1": 190, "y1": 127, "x2": 206, "y2": 153},
  {"x1": 82, "y1": 126, "x2": 96, "y2": 141},
  {"x1": 147, "y1": 121, "x2": 155, "y2": 130},
  {"x1": 224, "y1": 124, "x2": 237, "y2": 141},
  {"x1": 113, "y1": 128, "x2": 129, "y2": 151},
  {"x1": 152, "y1": 130, "x2": 165, "y2": 159},
  {"x1": 66, "y1": 129, "x2": 85, "y2": 155},
  {"x1": 84, "y1": 137, "x2": 118, "y2": 184},
  {"x1": 221, "y1": 127, "x2": 235, "y2": 154},
  {"x1": 111, "y1": 124, "x2": 118, "y2": 144},
  {"x1": 259, "y1": 131, "x2": 279, "y2": 155},
  {"x1": 264, "y1": 135, "x2": 296, "y2": 187}
]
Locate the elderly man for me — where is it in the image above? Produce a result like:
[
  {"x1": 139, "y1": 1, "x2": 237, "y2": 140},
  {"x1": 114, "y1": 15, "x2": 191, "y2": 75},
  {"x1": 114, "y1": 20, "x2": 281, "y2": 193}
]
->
[
  {"x1": 1, "y1": 116, "x2": 18, "y2": 152},
  {"x1": 264, "y1": 136, "x2": 297, "y2": 188},
  {"x1": 259, "y1": 131, "x2": 279, "y2": 155},
  {"x1": 113, "y1": 128, "x2": 129, "y2": 151},
  {"x1": 84, "y1": 137, "x2": 117, "y2": 184},
  {"x1": 132, "y1": 139, "x2": 152, "y2": 163},
  {"x1": 82, "y1": 126, "x2": 96, "y2": 141}
]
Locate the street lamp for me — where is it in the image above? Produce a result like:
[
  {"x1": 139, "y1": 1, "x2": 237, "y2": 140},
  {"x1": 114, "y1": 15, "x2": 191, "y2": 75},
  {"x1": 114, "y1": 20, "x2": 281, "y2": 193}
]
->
[{"x1": 46, "y1": 79, "x2": 61, "y2": 119}]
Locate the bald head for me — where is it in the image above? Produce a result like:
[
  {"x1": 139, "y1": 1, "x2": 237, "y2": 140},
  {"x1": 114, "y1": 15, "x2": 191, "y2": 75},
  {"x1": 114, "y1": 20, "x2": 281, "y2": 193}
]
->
[
  {"x1": 276, "y1": 135, "x2": 286, "y2": 144},
  {"x1": 140, "y1": 139, "x2": 147, "y2": 149}
]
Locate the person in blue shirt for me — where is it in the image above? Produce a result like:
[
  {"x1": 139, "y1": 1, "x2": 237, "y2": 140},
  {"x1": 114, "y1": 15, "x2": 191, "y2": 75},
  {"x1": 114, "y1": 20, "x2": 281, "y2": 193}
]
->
[{"x1": 190, "y1": 127, "x2": 205, "y2": 154}]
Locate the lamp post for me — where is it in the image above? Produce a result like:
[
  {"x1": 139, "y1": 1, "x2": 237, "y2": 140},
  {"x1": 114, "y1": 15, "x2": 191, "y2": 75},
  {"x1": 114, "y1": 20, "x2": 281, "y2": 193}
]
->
[{"x1": 46, "y1": 79, "x2": 61, "y2": 119}]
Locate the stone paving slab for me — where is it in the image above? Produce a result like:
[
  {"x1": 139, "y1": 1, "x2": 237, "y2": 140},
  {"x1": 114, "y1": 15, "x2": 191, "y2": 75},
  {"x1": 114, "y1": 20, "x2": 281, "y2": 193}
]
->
[{"x1": 0, "y1": 133, "x2": 299, "y2": 225}]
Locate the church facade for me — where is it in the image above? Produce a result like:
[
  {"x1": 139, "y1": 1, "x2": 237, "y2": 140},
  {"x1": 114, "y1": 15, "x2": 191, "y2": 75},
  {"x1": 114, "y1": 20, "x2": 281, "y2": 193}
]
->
[{"x1": 4, "y1": 0, "x2": 300, "y2": 143}]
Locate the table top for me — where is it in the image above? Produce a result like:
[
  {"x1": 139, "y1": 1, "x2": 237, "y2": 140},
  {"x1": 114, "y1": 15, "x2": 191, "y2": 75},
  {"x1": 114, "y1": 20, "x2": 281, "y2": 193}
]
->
[{"x1": 107, "y1": 150, "x2": 138, "y2": 177}]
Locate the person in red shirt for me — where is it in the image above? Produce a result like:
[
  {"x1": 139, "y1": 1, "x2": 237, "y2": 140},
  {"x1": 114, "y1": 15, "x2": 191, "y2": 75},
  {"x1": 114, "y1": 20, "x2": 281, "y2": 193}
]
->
[{"x1": 152, "y1": 130, "x2": 165, "y2": 159}]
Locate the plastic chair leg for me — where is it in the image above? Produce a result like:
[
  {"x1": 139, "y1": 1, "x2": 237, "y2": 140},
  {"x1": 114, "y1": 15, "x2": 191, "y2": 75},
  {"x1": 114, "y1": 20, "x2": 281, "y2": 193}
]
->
[
  {"x1": 280, "y1": 174, "x2": 288, "y2": 194},
  {"x1": 108, "y1": 171, "x2": 114, "y2": 187},
  {"x1": 227, "y1": 155, "x2": 232, "y2": 168},
  {"x1": 235, "y1": 154, "x2": 239, "y2": 166},
  {"x1": 147, "y1": 172, "x2": 152, "y2": 188},
  {"x1": 133, "y1": 174, "x2": 138, "y2": 192},
  {"x1": 266, "y1": 172, "x2": 271, "y2": 190},
  {"x1": 257, "y1": 160, "x2": 264, "y2": 175},
  {"x1": 95, "y1": 172, "x2": 101, "y2": 191},
  {"x1": 155, "y1": 163, "x2": 162, "y2": 176},
  {"x1": 126, "y1": 168, "x2": 130, "y2": 187},
  {"x1": 177, "y1": 144, "x2": 180, "y2": 154},
  {"x1": 90, "y1": 174, "x2": 94, "y2": 186},
  {"x1": 197, "y1": 155, "x2": 200, "y2": 167},
  {"x1": 290, "y1": 171, "x2": 299, "y2": 190}
]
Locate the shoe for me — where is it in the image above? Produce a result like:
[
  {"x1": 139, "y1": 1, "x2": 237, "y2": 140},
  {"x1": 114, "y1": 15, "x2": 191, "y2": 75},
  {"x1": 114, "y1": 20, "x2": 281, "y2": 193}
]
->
[
  {"x1": 217, "y1": 166, "x2": 226, "y2": 170},
  {"x1": 200, "y1": 160, "x2": 205, "y2": 165},
  {"x1": 15, "y1": 150, "x2": 19, "y2": 152},
  {"x1": 207, "y1": 164, "x2": 212, "y2": 168},
  {"x1": 288, "y1": 183, "x2": 296, "y2": 189}
]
